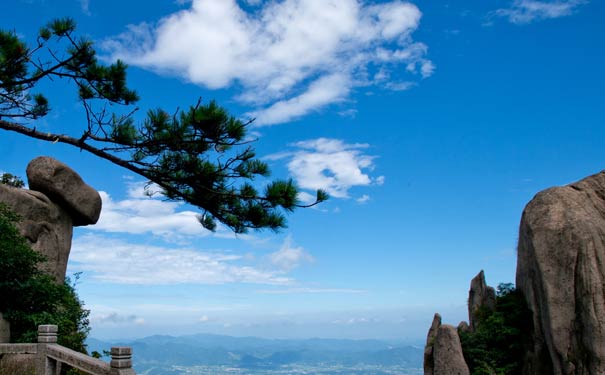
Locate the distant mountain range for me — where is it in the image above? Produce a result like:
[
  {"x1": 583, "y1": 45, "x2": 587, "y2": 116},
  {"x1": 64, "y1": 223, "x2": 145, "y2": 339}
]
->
[{"x1": 87, "y1": 333, "x2": 423, "y2": 373}]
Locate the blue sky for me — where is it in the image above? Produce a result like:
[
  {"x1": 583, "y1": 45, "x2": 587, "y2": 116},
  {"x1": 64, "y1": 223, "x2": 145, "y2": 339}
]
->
[{"x1": 1, "y1": 0, "x2": 603, "y2": 342}]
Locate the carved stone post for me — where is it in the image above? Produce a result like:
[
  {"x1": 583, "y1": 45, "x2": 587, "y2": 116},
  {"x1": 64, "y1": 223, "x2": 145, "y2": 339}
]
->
[
  {"x1": 110, "y1": 346, "x2": 136, "y2": 375},
  {"x1": 0, "y1": 313, "x2": 10, "y2": 343},
  {"x1": 36, "y1": 325, "x2": 58, "y2": 375}
]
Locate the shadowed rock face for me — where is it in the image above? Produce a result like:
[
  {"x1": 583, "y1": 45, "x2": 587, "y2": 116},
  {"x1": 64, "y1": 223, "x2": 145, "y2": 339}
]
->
[
  {"x1": 468, "y1": 270, "x2": 496, "y2": 332},
  {"x1": 0, "y1": 157, "x2": 101, "y2": 283},
  {"x1": 517, "y1": 171, "x2": 605, "y2": 375}
]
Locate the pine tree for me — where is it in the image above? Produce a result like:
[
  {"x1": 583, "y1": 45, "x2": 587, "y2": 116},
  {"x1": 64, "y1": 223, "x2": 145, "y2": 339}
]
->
[{"x1": 0, "y1": 18, "x2": 327, "y2": 233}]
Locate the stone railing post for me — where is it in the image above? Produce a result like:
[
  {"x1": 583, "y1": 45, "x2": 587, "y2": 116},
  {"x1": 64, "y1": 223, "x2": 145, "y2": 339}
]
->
[
  {"x1": 110, "y1": 346, "x2": 136, "y2": 375},
  {"x1": 0, "y1": 313, "x2": 10, "y2": 343},
  {"x1": 36, "y1": 325, "x2": 58, "y2": 375}
]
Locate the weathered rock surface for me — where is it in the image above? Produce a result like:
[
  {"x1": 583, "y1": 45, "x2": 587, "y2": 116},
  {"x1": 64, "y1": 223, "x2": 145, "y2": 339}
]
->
[
  {"x1": 468, "y1": 270, "x2": 496, "y2": 331},
  {"x1": 0, "y1": 184, "x2": 73, "y2": 282},
  {"x1": 27, "y1": 156, "x2": 101, "y2": 226},
  {"x1": 0, "y1": 157, "x2": 101, "y2": 283},
  {"x1": 424, "y1": 313, "x2": 442, "y2": 375},
  {"x1": 517, "y1": 171, "x2": 605, "y2": 375},
  {"x1": 433, "y1": 325, "x2": 470, "y2": 375}
]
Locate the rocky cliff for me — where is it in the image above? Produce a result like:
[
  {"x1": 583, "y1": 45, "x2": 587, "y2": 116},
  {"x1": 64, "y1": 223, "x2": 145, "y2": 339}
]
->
[{"x1": 517, "y1": 171, "x2": 605, "y2": 375}]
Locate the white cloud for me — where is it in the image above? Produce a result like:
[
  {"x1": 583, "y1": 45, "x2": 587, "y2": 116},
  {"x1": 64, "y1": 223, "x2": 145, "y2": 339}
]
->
[
  {"x1": 267, "y1": 138, "x2": 383, "y2": 199},
  {"x1": 70, "y1": 234, "x2": 291, "y2": 285},
  {"x1": 91, "y1": 312, "x2": 145, "y2": 326},
  {"x1": 91, "y1": 181, "x2": 243, "y2": 241},
  {"x1": 356, "y1": 194, "x2": 371, "y2": 204},
  {"x1": 80, "y1": 0, "x2": 91, "y2": 15},
  {"x1": 385, "y1": 81, "x2": 415, "y2": 91},
  {"x1": 248, "y1": 73, "x2": 351, "y2": 125},
  {"x1": 103, "y1": 0, "x2": 432, "y2": 125},
  {"x1": 94, "y1": 190, "x2": 206, "y2": 238},
  {"x1": 296, "y1": 191, "x2": 317, "y2": 205},
  {"x1": 268, "y1": 235, "x2": 314, "y2": 272},
  {"x1": 332, "y1": 316, "x2": 381, "y2": 325},
  {"x1": 491, "y1": 0, "x2": 586, "y2": 24}
]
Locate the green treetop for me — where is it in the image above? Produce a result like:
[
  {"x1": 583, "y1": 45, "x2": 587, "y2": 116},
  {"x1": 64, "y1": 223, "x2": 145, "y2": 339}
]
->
[{"x1": 0, "y1": 18, "x2": 327, "y2": 233}]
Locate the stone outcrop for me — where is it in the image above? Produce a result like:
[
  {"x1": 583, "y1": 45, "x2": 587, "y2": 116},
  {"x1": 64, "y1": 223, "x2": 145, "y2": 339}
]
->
[
  {"x1": 468, "y1": 270, "x2": 496, "y2": 331},
  {"x1": 517, "y1": 171, "x2": 605, "y2": 375},
  {"x1": 0, "y1": 157, "x2": 101, "y2": 282},
  {"x1": 424, "y1": 313, "x2": 470, "y2": 375}
]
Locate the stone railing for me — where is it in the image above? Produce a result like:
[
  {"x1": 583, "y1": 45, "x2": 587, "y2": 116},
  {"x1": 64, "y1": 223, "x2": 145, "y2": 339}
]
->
[{"x1": 0, "y1": 325, "x2": 135, "y2": 375}]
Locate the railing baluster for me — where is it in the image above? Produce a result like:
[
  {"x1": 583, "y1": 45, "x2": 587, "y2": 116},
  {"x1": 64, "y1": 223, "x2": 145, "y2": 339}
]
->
[
  {"x1": 111, "y1": 346, "x2": 136, "y2": 375},
  {"x1": 36, "y1": 325, "x2": 58, "y2": 375},
  {"x1": 0, "y1": 324, "x2": 136, "y2": 374}
]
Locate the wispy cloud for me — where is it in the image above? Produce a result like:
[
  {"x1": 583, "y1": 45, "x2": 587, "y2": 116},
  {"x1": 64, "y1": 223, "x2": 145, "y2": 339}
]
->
[
  {"x1": 266, "y1": 138, "x2": 384, "y2": 199},
  {"x1": 102, "y1": 0, "x2": 433, "y2": 125},
  {"x1": 79, "y1": 0, "x2": 91, "y2": 15},
  {"x1": 268, "y1": 235, "x2": 314, "y2": 273},
  {"x1": 70, "y1": 234, "x2": 291, "y2": 285},
  {"x1": 356, "y1": 194, "x2": 371, "y2": 204},
  {"x1": 91, "y1": 312, "x2": 145, "y2": 326},
  {"x1": 247, "y1": 73, "x2": 351, "y2": 126},
  {"x1": 490, "y1": 0, "x2": 587, "y2": 24},
  {"x1": 256, "y1": 287, "x2": 366, "y2": 295}
]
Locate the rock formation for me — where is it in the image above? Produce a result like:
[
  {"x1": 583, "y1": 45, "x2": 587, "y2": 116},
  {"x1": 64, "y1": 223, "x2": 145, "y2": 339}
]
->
[
  {"x1": 0, "y1": 156, "x2": 101, "y2": 282},
  {"x1": 425, "y1": 169, "x2": 605, "y2": 375},
  {"x1": 423, "y1": 269, "x2": 498, "y2": 374},
  {"x1": 424, "y1": 313, "x2": 470, "y2": 375},
  {"x1": 517, "y1": 171, "x2": 605, "y2": 375},
  {"x1": 468, "y1": 270, "x2": 496, "y2": 331}
]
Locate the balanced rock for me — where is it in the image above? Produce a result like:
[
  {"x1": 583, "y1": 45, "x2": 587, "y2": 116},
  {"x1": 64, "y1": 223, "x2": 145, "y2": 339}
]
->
[
  {"x1": 0, "y1": 157, "x2": 101, "y2": 283},
  {"x1": 468, "y1": 270, "x2": 496, "y2": 331},
  {"x1": 517, "y1": 171, "x2": 605, "y2": 374},
  {"x1": 433, "y1": 325, "x2": 470, "y2": 375},
  {"x1": 27, "y1": 156, "x2": 101, "y2": 226}
]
